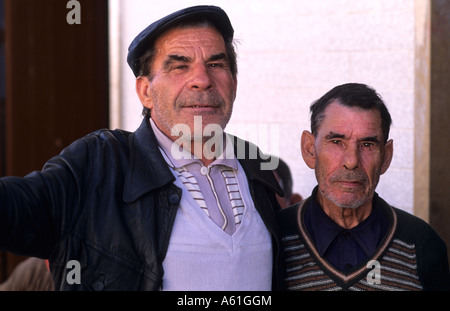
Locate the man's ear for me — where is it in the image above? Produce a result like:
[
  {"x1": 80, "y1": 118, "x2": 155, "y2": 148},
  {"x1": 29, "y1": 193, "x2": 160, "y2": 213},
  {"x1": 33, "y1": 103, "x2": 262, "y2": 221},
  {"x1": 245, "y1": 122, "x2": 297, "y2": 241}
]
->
[
  {"x1": 135, "y1": 76, "x2": 153, "y2": 110},
  {"x1": 381, "y1": 139, "x2": 394, "y2": 175},
  {"x1": 301, "y1": 130, "x2": 316, "y2": 169}
]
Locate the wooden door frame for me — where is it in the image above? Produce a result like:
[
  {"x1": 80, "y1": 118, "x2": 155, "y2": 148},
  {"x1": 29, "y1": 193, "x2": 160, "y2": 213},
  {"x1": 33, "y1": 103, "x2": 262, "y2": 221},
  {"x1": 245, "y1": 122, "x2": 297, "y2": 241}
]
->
[{"x1": 1, "y1": 0, "x2": 109, "y2": 281}]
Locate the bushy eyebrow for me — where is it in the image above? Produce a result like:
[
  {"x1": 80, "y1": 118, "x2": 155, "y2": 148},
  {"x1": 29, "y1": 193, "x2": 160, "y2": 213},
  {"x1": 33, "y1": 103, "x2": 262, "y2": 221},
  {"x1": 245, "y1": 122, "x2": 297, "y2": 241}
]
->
[
  {"x1": 361, "y1": 136, "x2": 381, "y2": 143},
  {"x1": 325, "y1": 131, "x2": 380, "y2": 143},
  {"x1": 208, "y1": 53, "x2": 227, "y2": 62},
  {"x1": 163, "y1": 54, "x2": 190, "y2": 70},
  {"x1": 162, "y1": 53, "x2": 228, "y2": 70},
  {"x1": 325, "y1": 132, "x2": 345, "y2": 140}
]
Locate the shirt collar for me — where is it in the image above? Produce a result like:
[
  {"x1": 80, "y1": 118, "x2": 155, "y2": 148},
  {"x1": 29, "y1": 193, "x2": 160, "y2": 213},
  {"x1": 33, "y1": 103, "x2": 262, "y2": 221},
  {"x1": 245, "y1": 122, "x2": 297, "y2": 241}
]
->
[
  {"x1": 149, "y1": 118, "x2": 238, "y2": 171},
  {"x1": 304, "y1": 187, "x2": 387, "y2": 257}
]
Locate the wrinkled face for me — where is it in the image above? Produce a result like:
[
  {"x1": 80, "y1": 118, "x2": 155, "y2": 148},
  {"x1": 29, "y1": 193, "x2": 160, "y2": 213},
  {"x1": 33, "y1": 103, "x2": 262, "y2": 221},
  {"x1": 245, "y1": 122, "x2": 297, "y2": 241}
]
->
[
  {"x1": 136, "y1": 26, "x2": 237, "y2": 141},
  {"x1": 302, "y1": 102, "x2": 393, "y2": 210}
]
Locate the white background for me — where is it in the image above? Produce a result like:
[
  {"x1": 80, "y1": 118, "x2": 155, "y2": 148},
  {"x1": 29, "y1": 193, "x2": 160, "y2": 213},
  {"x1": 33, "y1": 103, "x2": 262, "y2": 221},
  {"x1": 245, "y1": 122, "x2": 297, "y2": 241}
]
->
[{"x1": 109, "y1": 0, "x2": 415, "y2": 214}]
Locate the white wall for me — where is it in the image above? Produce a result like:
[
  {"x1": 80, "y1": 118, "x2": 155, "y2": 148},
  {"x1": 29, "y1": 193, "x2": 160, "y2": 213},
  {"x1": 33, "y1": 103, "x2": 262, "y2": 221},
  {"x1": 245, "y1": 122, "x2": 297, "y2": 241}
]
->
[{"x1": 109, "y1": 0, "x2": 415, "y2": 214}]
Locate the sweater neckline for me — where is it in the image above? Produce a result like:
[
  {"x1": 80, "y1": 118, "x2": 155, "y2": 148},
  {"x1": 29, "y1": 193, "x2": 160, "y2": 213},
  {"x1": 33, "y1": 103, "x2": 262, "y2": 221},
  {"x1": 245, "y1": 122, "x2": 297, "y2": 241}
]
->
[{"x1": 296, "y1": 198, "x2": 397, "y2": 283}]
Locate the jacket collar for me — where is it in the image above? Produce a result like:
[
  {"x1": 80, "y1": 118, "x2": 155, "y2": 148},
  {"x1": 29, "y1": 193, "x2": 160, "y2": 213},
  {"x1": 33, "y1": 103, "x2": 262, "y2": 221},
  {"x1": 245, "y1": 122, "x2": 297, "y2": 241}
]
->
[
  {"x1": 123, "y1": 118, "x2": 283, "y2": 203},
  {"x1": 123, "y1": 118, "x2": 176, "y2": 203}
]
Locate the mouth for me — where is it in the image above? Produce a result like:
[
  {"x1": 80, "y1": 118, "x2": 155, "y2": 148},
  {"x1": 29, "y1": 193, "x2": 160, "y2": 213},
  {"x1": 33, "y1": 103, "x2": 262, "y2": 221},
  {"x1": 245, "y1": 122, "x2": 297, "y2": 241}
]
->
[
  {"x1": 182, "y1": 105, "x2": 219, "y2": 113},
  {"x1": 184, "y1": 104, "x2": 218, "y2": 108},
  {"x1": 188, "y1": 105, "x2": 214, "y2": 108},
  {"x1": 335, "y1": 181, "x2": 365, "y2": 193}
]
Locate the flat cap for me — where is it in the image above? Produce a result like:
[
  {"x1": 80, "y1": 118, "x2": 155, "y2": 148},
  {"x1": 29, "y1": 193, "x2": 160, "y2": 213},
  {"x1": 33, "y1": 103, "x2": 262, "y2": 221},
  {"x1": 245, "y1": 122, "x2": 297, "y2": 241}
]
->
[{"x1": 127, "y1": 5, "x2": 234, "y2": 77}]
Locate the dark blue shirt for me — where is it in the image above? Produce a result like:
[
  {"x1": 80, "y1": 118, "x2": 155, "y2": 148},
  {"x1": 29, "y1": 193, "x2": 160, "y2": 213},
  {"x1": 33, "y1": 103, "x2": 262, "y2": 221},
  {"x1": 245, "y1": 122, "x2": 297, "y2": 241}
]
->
[{"x1": 304, "y1": 187, "x2": 389, "y2": 273}]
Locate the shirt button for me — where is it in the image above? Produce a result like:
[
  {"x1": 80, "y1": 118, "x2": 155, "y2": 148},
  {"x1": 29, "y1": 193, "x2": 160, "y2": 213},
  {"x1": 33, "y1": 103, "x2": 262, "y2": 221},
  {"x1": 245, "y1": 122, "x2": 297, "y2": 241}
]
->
[
  {"x1": 200, "y1": 166, "x2": 208, "y2": 175},
  {"x1": 92, "y1": 274, "x2": 106, "y2": 291},
  {"x1": 169, "y1": 193, "x2": 180, "y2": 204},
  {"x1": 92, "y1": 280, "x2": 105, "y2": 291}
]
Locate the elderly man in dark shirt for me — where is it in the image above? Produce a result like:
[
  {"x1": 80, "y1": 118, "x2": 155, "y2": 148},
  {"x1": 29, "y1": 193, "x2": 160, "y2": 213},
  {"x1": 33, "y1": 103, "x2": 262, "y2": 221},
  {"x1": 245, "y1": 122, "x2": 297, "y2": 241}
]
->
[{"x1": 278, "y1": 83, "x2": 450, "y2": 291}]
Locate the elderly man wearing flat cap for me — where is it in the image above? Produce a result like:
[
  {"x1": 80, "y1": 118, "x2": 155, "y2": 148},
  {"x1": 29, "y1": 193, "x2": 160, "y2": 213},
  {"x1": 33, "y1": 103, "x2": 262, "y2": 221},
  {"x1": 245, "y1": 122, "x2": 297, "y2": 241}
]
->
[{"x1": 0, "y1": 6, "x2": 285, "y2": 291}]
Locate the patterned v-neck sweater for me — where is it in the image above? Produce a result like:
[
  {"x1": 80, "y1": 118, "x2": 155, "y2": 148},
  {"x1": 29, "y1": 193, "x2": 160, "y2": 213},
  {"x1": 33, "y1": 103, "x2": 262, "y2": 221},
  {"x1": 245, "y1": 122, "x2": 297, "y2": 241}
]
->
[{"x1": 277, "y1": 195, "x2": 450, "y2": 291}]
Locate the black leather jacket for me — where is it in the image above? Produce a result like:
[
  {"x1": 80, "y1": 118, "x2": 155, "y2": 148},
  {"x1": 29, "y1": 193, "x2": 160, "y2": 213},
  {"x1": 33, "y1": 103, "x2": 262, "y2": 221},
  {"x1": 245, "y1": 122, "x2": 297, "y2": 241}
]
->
[{"x1": 0, "y1": 118, "x2": 284, "y2": 290}]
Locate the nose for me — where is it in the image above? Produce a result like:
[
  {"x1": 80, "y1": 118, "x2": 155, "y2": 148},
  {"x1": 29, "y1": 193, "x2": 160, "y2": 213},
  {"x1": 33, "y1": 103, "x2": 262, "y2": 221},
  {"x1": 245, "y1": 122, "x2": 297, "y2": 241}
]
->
[
  {"x1": 189, "y1": 64, "x2": 213, "y2": 91},
  {"x1": 343, "y1": 145, "x2": 359, "y2": 170}
]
